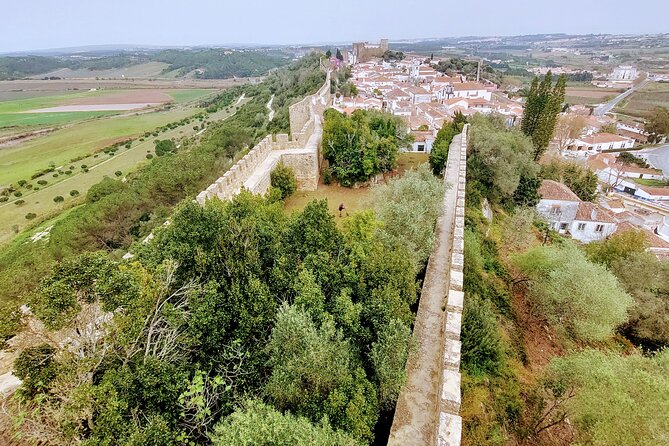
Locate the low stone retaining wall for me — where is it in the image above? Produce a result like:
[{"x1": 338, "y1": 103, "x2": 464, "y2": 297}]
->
[{"x1": 196, "y1": 70, "x2": 331, "y2": 205}]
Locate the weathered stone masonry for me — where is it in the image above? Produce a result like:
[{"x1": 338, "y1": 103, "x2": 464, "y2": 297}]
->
[
  {"x1": 388, "y1": 124, "x2": 468, "y2": 446},
  {"x1": 196, "y1": 70, "x2": 331, "y2": 204}
]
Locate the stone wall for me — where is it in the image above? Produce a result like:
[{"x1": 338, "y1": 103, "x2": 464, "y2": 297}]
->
[
  {"x1": 388, "y1": 125, "x2": 468, "y2": 446},
  {"x1": 196, "y1": 70, "x2": 331, "y2": 205},
  {"x1": 436, "y1": 124, "x2": 468, "y2": 446}
]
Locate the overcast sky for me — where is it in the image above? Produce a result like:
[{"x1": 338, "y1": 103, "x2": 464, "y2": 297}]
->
[{"x1": 2, "y1": 0, "x2": 667, "y2": 53}]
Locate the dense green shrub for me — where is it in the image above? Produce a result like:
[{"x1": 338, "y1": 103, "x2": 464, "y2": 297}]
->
[
  {"x1": 25, "y1": 213, "x2": 36, "y2": 220},
  {"x1": 270, "y1": 163, "x2": 297, "y2": 199},
  {"x1": 53, "y1": 196, "x2": 64, "y2": 203},
  {"x1": 14, "y1": 344, "x2": 57, "y2": 397},
  {"x1": 546, "y1": 349, "x2": 669, "y2": 446},
  {"x1": 210, "y1": 400, "x2": 357, "y2": 446},
  {"x1": 514, "y1": 243, "x2": 633, "y2": 341},
  {"x1": 69, "y1": 190, "x2": 79, "y2": 197},
  {"x1": 322, "y1": 108, "x2": 409, "y2": 186}
]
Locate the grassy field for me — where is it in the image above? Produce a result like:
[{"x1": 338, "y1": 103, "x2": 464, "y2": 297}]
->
[
  {"x1": 0, "y1": 107, "x2": 197, "y2": 186},
  {"x1": 284, "y1": 152, "x2": 430, "y2": 217},
  {"x1": 633, "y1": 178, "x2": 669, "y2": 187},
  {"x1": 614, "y1": 81, "x2": 669, "y2": 117},
  {"x1": 0, "y1": 101, "x2": 245, "y2": 244},
  {"x1": 0, "y1": 88, "x2": 215, "y2": 131}
]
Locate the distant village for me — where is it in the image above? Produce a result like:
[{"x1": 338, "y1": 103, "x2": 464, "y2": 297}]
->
[{"x1": 328, "y1": 40, "x2": 669, "y2": 255}]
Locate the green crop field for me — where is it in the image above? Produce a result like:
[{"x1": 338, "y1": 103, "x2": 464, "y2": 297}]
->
[
  {"x1": 0, "y1": 107, "x2": 196, "y2": 187},
  {"x1": 0, "y1": 88, "x2": 218, "y2": 131},
  {"x1": 0, "y1": 98, "x2": 246, "y2": 245},
  {"x1": 615, "y1": 81, "x2": 669, "y2": 117}
]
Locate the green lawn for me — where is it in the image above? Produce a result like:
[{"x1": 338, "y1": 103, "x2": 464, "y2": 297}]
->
[
  {"x1": 634, "y1": 178, "x2": 669, "y2": 187},
  {"x1": 284, "y1": 182, "x2": 373, "y2": 219}
]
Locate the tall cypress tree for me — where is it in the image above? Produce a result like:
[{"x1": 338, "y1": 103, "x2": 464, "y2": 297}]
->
[{"x1": 520, "y1": 71, "x2": 567, "y2": 160}]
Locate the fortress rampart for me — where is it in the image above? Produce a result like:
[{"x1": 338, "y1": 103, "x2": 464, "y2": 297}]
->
[{"x1": 196, "y1": 70, "x2": 331, "y2": 204}]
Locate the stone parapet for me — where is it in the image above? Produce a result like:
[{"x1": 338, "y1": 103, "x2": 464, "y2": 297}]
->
[{"x1": 196, "y1": 70, "x2": 330, "y2": 205}]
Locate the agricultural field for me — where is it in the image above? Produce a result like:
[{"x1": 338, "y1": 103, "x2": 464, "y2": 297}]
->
[
  {"x1": 0, "y1": 95, "x2": 247, "y2": 244},
  {"x1": 565, "y1": 82, "x2": 623, "y2": 105},
  {"x1": 614, "y1": 81, "x2": 669, "y2": 118},
  {"x1": 0, "y1": 87, "x2": 214, "y2": 132}
]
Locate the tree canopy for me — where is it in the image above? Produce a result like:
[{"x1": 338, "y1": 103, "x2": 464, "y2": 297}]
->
[
  {"x1": 322, "y1": 109, "x2": 410, "y2": 186},
  {"x1": 521, "y1": 71, "x2": 567, "y2": 159}
]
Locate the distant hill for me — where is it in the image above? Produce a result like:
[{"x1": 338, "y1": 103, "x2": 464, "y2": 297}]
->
[{"x1": 0, "y1": 48, "x2": 294, "y2": 80}]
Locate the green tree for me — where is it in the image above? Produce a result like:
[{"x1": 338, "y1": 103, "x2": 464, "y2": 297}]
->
[
  {"x1": 270, "y1": 162, "x2": 297, "y2": 199},
  {"x1": 521, "y1": 71, "x2": 567, "y2": 159},
  {"x1": 545, "y1": 349, "x2": 669, "y2": 446},
  {"x1": 322, "y1": 109, "x2": 406, "y2": 186},
  {"x1": 429, "y1": 121, "x2": 461, "y2": 175},
  {"x1": 370, "y1": 163, "x2": 445, "y2": 268},
  {"x1": 370, "y1": 319, "x2": 411, "y2": 409},
  {"x1": 645, "y1": 106, "x2": 669, "y2": 143},
  {"x1": 468, "y1": 115, "x2": 539, "y2": 204},
  {"x1": 514, "y1": 243, "x2": 633, "y2": 342},
  {"x1": 210, "y1": 400, "x2": 358, "y2": 446},
  {"x1": 154, "y1": 139, "x2": 177, "y2": 156},
  {"x1": 14, "y1": 344, "x2": 57, "y2": 397}
]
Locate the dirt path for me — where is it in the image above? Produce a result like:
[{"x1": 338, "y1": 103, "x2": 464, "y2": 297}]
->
[
  {"x1": 389, "y1": 134, "x2": 463, "y2": 445},
  {"x1": 266, "y1": 94, "x2": 275, "y2": 121}
]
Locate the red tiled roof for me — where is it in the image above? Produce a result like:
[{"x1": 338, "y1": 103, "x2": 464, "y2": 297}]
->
[
  {"x1": 538, "y1": 180, "x2": 581, "y2": 201},
  {"x1": 574, "y1": 202, "x2": 619, "y2": 223},
  {"x1": 580, "y1": 132, "x2": 633, "y2": 145}
]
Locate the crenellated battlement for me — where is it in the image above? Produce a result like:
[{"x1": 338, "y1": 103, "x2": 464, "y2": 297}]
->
[{"x1": 196, "y1": 70, "x2": 331, "y2": 205}]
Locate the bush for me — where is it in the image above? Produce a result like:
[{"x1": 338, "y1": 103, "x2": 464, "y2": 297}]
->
[
  {"x1": 13, "y1": 191, "x2": 22, "y2": 197},
  {"x1": 69, "y1": 190, "x2": 80, "y2": 197},
  {"x1": 25, "y1": 213, "x2": 37, "y2": 220},
  {"x1": 0, "y1": 196, "x2": 8, "y2": 203},
  {"x1": 270, "y1": 163, "x2": 297, "y2": 199},
  {"x1": 83, "y1": 168, "x2": 89, "y2": 173},
  {"x1": 321, "y1": 166, "x2": 333, "y2": 185},
  {"x1": 114, "y1": 171, "x2": 123, "y2": 177},
  {"x1": 14, "y1": 344, "x2": 57, "y2": 397},
  {"x1": 37, "y1": 180, "x2": 47, "y2": 185},
  {"x1": 462, "y1": 294, "x2": 503, "y2": 375},
  {"x1": 14, "y1": 199, "x2": 24, "y2": 205},
  {"x1": 210, "y1": 400, "x2": 357, "y2": 446},
  {"x1": 370, "y1": 164, "x2": 445, "y2": 268},
  {"x1": 81, "y1": 165, "x2": 87, "y2": 169},
  {"x1": 17, "y1": 180, "x2": 27, "y2": 187},
  {"x1": 514, "y1": 243, "x2": 633, "y2": 341},
  {"x1": 53, "y1": 196, "x2": 64, "y2": 203},
  {"x1": 146, "y1": 154, "x2": 154, "y2": 159},
  {"x1": 546, "y1": 349, "x2": 669, "y2": 446}
]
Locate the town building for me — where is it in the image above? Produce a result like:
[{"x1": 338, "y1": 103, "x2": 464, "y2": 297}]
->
[
  {"x1": 536, "y1": 180, "x2": 619, "y2": 243},
  {"x1": 567, "y1": 132, "x2": 635, "y2": 153}
]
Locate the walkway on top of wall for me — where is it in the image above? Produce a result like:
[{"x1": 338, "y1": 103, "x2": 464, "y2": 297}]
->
[{"x1": 388, "y1": 131, "x2": 465, "y2": 446}]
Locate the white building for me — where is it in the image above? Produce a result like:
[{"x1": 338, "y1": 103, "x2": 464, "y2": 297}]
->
[
  {"x1": 609, "y1": 65, "x2": 638, "y2": 81},
  {"x1": 536, "y1": 180, "x2": 619, "y2": 243},
  {"x1": 451, "y1": 82, "x2": 492, "y2": 101},
  {"x1": 567, "y1": 132, "x2": 635, "y2": 154}
]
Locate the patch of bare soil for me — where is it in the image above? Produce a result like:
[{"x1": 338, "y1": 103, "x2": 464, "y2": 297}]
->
[
  {"x1": 511, "y1": 284, "x2": 564, "y2": 372},
  {"x1": 0, "y1": 128, "x2": 55, "y2": 149}
]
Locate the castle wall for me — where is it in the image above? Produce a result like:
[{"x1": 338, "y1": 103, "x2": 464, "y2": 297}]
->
[{"x1": 196, "y1": 70, "x2": 331, "y2": 205}]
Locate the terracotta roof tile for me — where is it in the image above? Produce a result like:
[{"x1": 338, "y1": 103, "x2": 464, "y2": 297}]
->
[{"x1": 539, "y1": 180, "x2": 581, "y2": 201}]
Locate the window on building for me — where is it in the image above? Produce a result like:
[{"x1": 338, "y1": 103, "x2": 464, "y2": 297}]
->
[
  {"x1": 595, "y1": 224, "x2": 604, "y2": 233},
  {"x1": 560, "y1": 223, "x2": 568, "y2": 231},
  {"x1": 550, "y1": 205, "x2": 561, "y2": 215},
  {"x1": 417, "y1": 144, "x2": 425, "y2": 152},
  {"x1": 577, "y1": 223, "x2": 586, "y2": 231}
]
